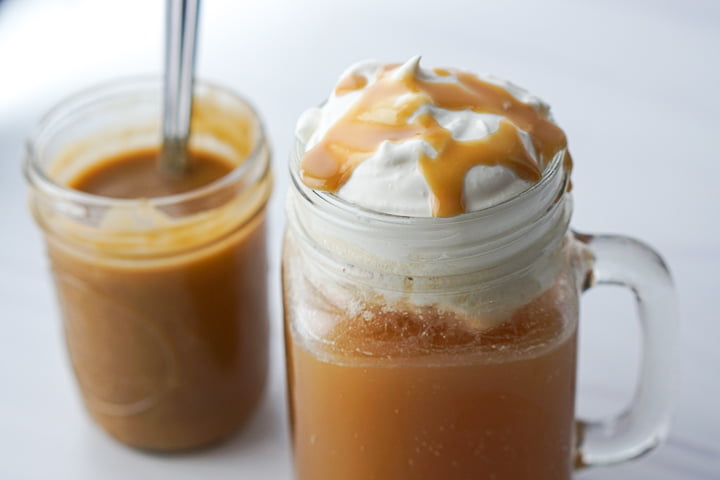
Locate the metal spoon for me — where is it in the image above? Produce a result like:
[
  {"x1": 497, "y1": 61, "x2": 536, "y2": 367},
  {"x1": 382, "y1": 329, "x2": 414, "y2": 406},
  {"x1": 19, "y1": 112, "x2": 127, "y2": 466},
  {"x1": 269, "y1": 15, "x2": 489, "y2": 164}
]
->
[{"x1": 160, "y1": 0, "x2": 201, "y2": 174}]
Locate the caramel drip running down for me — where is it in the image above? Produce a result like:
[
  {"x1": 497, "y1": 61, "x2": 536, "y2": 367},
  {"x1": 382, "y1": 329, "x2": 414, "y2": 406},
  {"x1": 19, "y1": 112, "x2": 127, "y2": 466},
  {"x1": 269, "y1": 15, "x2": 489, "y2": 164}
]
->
[
  {"x1": 334, "y1": 74, "x2": 368, "y2": 96},
  {"x1": 301, "y1": 64, "x2": 571, "y2": 217}
]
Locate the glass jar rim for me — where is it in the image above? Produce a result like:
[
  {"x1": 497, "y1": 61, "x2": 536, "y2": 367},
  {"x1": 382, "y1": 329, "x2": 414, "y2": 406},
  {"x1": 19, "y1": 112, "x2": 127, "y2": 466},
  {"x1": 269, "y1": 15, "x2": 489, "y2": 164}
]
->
[
  {"x1": 287, "y1": 134, "x2": 572, "y2": 282},
  {"x1": 24, "y1": 76, "x2": 269, "y2": 208}
]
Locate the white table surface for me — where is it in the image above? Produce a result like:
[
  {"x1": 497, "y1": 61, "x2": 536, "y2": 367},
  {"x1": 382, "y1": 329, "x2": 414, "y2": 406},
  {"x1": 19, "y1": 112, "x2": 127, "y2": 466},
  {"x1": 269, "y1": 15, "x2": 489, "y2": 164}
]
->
[{"x1": 0, "y1": 0, "x2": 718, "y2": 478}]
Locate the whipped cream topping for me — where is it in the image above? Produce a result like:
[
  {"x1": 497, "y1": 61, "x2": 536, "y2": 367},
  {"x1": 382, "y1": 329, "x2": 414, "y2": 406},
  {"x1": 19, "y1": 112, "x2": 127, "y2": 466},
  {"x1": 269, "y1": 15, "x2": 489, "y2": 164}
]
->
[{"x1": 296, "y1": 57, "x2": 567, "y2": 217}]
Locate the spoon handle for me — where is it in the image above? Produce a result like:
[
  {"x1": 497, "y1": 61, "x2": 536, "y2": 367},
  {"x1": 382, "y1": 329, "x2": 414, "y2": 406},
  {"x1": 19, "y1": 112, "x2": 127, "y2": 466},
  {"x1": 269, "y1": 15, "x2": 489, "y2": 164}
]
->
[{"x1": 161, "y1": 0, "x2": 201, "y2": 174}]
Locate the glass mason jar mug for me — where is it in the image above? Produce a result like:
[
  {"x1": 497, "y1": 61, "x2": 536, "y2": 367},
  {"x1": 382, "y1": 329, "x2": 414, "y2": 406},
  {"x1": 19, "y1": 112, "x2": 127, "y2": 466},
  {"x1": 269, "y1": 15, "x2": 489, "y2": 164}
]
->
[
  {"x1": 24, "y1": 79, "x2": 272, "y2": 451},
  {"x1": 283, "y1": 142, "x2": 677, "y2": 479}
]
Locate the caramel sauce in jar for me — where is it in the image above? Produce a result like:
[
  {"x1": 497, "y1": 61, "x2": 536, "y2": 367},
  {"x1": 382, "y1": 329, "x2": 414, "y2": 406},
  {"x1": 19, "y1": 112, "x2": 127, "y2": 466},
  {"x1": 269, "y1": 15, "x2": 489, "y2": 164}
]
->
[{"x1": 27, "y1": 80, "x2": 272, "y2": 451}]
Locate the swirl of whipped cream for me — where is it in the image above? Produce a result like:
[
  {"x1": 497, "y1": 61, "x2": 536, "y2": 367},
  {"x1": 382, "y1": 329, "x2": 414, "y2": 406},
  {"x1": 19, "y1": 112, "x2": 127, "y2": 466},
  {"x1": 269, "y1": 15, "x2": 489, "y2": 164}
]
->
[{"x1": 296, "y1": 56, "x2": 564, "y2": 217}]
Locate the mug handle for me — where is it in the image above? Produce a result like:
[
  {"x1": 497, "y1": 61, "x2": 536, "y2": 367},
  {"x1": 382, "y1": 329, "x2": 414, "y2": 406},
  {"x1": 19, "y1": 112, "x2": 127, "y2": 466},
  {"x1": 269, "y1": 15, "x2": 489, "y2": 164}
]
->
[{"x1": 573, "y1": 232, "x2": 678, "y2": 469}]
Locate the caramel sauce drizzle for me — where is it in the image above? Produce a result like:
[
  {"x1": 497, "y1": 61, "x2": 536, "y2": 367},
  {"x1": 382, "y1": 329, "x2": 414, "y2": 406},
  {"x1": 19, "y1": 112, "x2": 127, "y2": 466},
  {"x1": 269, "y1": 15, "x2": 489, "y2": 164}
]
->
[
  {"x1": 334, "y1": 74, "x2": 368, "y2": 96},
  {"x1": 302, "y1": 64, "x2": 571, "y2": 217}
]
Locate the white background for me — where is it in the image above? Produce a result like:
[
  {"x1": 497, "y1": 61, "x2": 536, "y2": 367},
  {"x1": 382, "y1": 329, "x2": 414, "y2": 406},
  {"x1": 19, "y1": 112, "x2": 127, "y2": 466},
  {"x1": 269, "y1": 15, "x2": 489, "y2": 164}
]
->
[{"x1": 0, "y1": 0, "x2": 718, "y2": 478}]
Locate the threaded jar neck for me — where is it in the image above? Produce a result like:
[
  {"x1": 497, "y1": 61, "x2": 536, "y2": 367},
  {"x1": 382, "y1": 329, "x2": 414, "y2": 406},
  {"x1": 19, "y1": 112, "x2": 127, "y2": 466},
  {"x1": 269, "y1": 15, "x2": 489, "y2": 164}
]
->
[{"x1": 287, "y1": 137, "x2": 572, "y2": 285}]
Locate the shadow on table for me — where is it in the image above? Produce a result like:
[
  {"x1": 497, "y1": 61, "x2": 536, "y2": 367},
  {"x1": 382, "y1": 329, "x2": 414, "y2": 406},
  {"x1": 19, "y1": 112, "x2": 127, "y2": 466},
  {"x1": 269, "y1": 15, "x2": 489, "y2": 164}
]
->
[
  {"x1": 201, "y1": 389, "x2": 289, "y2": 459},
  {"x1": 82, "y1": 387, "x2": 290, "y2": 462}
]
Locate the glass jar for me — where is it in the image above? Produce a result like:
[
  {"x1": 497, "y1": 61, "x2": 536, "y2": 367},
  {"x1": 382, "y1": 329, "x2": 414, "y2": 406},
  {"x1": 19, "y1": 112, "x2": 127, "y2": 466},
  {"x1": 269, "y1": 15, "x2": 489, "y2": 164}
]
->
[
  {"x1": 24, "y1": 79, "x2": 272, "y2": 451},
  {"x1": 283, "y1": 141, "x2": 676, "y2": 480}
]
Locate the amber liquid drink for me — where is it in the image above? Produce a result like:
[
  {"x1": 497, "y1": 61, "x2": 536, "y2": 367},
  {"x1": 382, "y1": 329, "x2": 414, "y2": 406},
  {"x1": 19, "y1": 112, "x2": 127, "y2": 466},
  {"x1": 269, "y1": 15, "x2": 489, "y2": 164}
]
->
[
  {"x1": 286, "y1": 276, "x2": 578, "y2": 480},
  {"x1": 284, "y1": 58, "x2": 677, "y2": 480}
]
